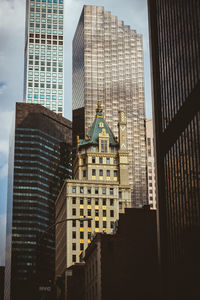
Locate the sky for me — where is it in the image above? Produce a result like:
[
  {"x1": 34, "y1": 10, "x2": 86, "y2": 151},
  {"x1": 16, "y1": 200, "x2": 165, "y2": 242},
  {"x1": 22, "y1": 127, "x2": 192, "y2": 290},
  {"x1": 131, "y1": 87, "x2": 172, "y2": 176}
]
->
[{"x1": 0, "y1": 0, "x2": 151, "y2": 266}]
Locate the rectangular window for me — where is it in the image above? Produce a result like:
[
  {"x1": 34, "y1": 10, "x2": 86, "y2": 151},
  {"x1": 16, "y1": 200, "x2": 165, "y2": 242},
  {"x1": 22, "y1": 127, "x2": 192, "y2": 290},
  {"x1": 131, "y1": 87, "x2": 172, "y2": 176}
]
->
[
  {"x1": 110, "y1": 210, "x2": 114, "y2": 217},
  {"x1": 95, "y1": 188, "x2": 99, "y2": 194},
  {"x1": 80, "y1": 198, "x2": 84, "y2": 205},
  {"x1": 103, "y1": 210, "x2": 106, "y2": 217},
  {"x1": 72, "y1": 220, "x2": 76, "y2": 227},
  {"x1": 99, "y1": 157, "x2": 103, "y2": 163},
  {"x1": 110, "y1": 199, "x2": 114, "y2": 206},
  {"x1": 72, "y1": 208, "x2": 76, "y2": 216},
  {"x1": 95, "y1": 210, "x2": 99, "y2": 216},
  {"x1": 72, "y1": 243, "x2": 76, "y2": 250},
  {"x1": 72, "y1": 231, "x2": 76, "y2": 239},
  {"x1": 92, "y1": 169, "x2": 96, "y2": 176},
  {"x1": 101, "y1": 140, "x2": 107, "y2": 152},
  {"x1": 106, "y1": 157, "x2": 110, "y2": 164},
  {"x1": 80, "y1": 232, "x2": 84, "y2": 239},
  {"x1": 80, "y1": 243, "x2": 84, "y2": 251},
  {"x1": 92, "y1": 157, "x2": 95, "y2": 163},
  {"x1": 83, "y1": 170, "x2": 86, "y2": 177},
  {"x1": 103, "y1": 198, "x2": 106, "y2": 206},
  {"x1": 80, "y1": 209, "x2": 84, "y2": 216},
  {"x1": 87, "y1": 187, "x2": 91, "y2": 194},
  {"x1": 110, "y1": 188, "x2": 114, "y2": 195},
  {"x1": 72, "y1": 197, "x2": 76, "y2": 204},
  {"x1": 88, "y1": 209, "x2": 91, "y2": 216},
  {"x1": 72, "y1": 186, "x2": 76, "y2": 193},
  {"x1": 102, "y1": 188, "x2": 106, "y2": 195},
  {"x1": 88, "y1": 198, "x2": 91, "y2": 205},
  {"x1": 80, "y1": 186, "x2": 84, "y2": 193},
  {"x1": 95, "y1": 198, "x2": 99, "y2": 205},
  {"x1": 72, "y1": 255, "x2": 76, "y2": 262},
  {"x1": 107, "y1": 170, "x2": 110, "y2": 177},
  {"x1": 114, "y1": 170, "x2": 118, "y2": 177},
  {"x1": 95, "y1": 221, "x2": 99, "y2": 228},
  {"x1": 103, "y1": 221, "x2": 107, "y2": 228},
  {"x1": 99, "y1": 169, "x2": 103, "y2": 176},
  {"x1": 110, "y1": 221, "x2": 114, "y2": 229}
]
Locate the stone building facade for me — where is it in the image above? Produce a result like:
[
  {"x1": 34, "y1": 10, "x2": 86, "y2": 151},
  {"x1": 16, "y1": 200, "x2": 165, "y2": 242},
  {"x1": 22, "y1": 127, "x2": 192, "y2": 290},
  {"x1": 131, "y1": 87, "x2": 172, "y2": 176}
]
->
[{"x1": 55, "y1": 102, "x2": 131, "y2": 278}]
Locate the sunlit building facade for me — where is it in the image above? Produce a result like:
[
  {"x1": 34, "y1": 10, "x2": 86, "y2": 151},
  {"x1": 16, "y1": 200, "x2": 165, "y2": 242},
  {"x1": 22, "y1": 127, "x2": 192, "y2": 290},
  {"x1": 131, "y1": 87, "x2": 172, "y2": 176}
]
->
[
  {"x1": 24, "y1": 0, "x2": 64, "y2": 114},
  {"x1": 73, "y1": 5, "x2": 147, "y2": 207}
]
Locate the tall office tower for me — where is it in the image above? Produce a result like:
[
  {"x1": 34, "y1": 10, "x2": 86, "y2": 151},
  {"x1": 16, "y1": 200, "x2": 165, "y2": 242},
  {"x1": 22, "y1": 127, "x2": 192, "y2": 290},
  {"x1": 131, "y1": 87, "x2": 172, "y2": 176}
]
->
[
  {"x1": 148, "y1": 0, "x2": 200, "y2": 299},
  {"x1": 146, "y1": 119, "x2": 156, "y2": 209},
  {"x1": 55, "y1": 103, "x2": 131, "y2": 279},
  {"x1": 73, "y1": 5, "x2": 147, "y2": 207},
  {"x1": 4, "y1": 103, "x2": 72, "y2": 300},
  {"x1": 24, "y1": 0, "x2": 64, "y2": 114}
]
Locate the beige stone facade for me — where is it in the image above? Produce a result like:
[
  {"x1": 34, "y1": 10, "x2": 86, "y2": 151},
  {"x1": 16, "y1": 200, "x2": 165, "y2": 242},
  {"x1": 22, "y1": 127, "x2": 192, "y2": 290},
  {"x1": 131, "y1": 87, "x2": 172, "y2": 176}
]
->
[
  {"x1": 55, "y1": 105, "x2": 131, "y2": 278},
  {"x1": 146, "y1": 119, "x2": 156, "y2": 209}
]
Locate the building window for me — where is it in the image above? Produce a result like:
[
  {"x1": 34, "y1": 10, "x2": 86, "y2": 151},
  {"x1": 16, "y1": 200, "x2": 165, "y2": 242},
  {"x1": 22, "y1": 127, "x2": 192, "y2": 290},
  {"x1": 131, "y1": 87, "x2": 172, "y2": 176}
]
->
[
  {"x1": 103, "y1": 199, "x2": 106, "y2": 206},
  {"x1": 107, "y1": 170, "x2": 110, "y2": 177},
  {"x1": 110, "y1": 221, "x2": 115, "y2": 229},
  {"x1": 72, "y1": 231, "x2": 76, "y2": 239},
  {"x1": 106, "y1": 157, "x2": 110, "y2": 164},
  {"x1": 95, "y1": 210, "x2": 99, "y2": 217},
  {"x1": 88, "y1": 198, "x2": 91, "y2": 205},
  {"x1": 110, "y1": 199, "x2": 114, "y2": 206},
  {"x1": 92, "y1": 169, "x2": 96, "y2": 176},
  {"x1": 72, "y1": 186, "x2": 76, "y2": 193},
  {"x1": 83, "y1": 170, "x2": 86, "y2": 177},
  {"x1": 95, "y1": 198, "x2": 99, "y2": 205},
  {"x1": 88, "y1": 209, "x2": 91, "y2": 216},
  {"x1": 72, "y1": 220, "x2": 76, "y2": 227},
  {"x1": 80, "y1": 232, "x2": 84, "y2": 239},
  {"x1": 110, "y1": 210, "x2": 114, "y2": 217},
  {"x1": 87, "y1": 187, "x2": 91, "y2": 194},
  {"x1": 80, "y1": 198, "x2": 84, "y2": 205},
  {"x1": 88, "y1": 232, "x2": 91, "y2": 239},
  {"x1": 80, "y1": 243, "x2": 84, "y2": 251},
  {"x1": 95, "y1": 221, "x2": 99, "y2": 228},
  {"x1": 119, "y1": 202, "x2": 122, "y2": 209},
  {"x1": 72, "y1": 208, "x2": 76, "y2": 216},
  {"x1": 88, "y1": 220, "x2": 91, "y2": 227},
  {"x1": 99, "y1": 169, "x2": 103, "y2": 176},
  {"x1": 110, "y1": 188, "x2": 114, "y2": 195},
  {"x1": 103, "y1": 210, "x2": 106, "y2": 217},
  {"x1": 95, "y1": 188, "x2": 98, "y2": 194},
  {"x1": 72, "y1": 243, "x2": 76, "y2": 251},
  {"x1": 102, "y1": 188, "x2": 106, "y2": 195},
  {"x1": 101, "y1": 140, "x2": 107, "y2": 152},
  {"x1": 72, "y1": 255, "x2": 76, "y2": 262},
  {"x1": 80, "y1": 186, "x2": 84, "y2": 193},
  {"x1": 119, "y1": 191, "x2": 122, "y2": 199},
  {"x1": 92, "y1": 157, "x2": 95, "y2": 163},
  {"x1": 72, "y1": 197, "x2": 76, "y2": 204},
  {"x1": 80, "y1": 209, "x2": 84, "y2": 216},
  {"x1": 114, "y1": 170, "x2": 118, "y2": 177},
  {"x1": 99, "y1": 157, "x2": 103, "y2": 163},
  {"x1": 103, "y1": 221, "x2": 107, "y2": 228}
]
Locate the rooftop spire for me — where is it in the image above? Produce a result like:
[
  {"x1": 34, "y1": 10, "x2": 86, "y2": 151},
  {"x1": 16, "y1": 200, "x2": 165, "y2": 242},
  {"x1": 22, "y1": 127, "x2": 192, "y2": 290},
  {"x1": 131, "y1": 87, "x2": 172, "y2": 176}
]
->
[{"x1": 96, "y1": 99, "x2": 103, "y2": 115}]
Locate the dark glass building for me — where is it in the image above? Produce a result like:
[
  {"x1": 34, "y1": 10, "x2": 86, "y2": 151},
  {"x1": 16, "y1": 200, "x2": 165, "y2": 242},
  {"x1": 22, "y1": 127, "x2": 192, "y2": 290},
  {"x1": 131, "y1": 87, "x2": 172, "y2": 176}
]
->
[
  {"x1": 4, "y1": 103, "x2": 72, "y2": 300},
  {"x1": 148, "y1": 0, "x2": 200, "y2": 299}
]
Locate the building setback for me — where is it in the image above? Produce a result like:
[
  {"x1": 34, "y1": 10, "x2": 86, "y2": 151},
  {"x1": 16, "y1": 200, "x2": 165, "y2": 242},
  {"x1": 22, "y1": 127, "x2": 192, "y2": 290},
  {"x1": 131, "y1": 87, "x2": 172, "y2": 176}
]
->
[
  {"x1": 55, "y1": 102, "x2": 131, "y2": 282},
  {"x1": 83, "y1": 207, "x2": 160, "y2": 300},
  {"x1": 4, "y1": 103, "x2": 72, "y2": 300},
  {"x1": 148, "y1": 0, "x2": 200, "y2": 299},
  {"x1": 146, "y1": 119, "x2": 156, "y2": 209},
  {"x1": 73, "y1": 5, "x2": 147, "y2": 207},
  {"x1": 24, "y1": 0, "x2": 64, "y2": 114}
]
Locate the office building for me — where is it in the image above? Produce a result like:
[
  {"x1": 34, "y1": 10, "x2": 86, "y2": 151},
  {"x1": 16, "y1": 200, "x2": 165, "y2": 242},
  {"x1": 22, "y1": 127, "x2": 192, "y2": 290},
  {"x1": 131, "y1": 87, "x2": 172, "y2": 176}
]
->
[
  {"x1": 4, "y1": 103, "x2": 72, "y2": 300},
  {"x1": 148, "y1": 0, "x2": 200, "y2": 298},
  {"x1": 24, "y1": 0, "x2": 64, "y2": 114},
  {"x1": 146, "y1": 119, "x2": 156, "y2": 209},
  {"x1": 83, "y1": 207, "x2": 160, "y2": 300},
  {"x1": 55, "y1": 102, "x2": 131, "y2": 278},
  {"x1": 73, "y1": 5, "x2": 147, "y2": 207},
  {"x1": 0, "y1": 267, "x2": 5, "y2": 300}
]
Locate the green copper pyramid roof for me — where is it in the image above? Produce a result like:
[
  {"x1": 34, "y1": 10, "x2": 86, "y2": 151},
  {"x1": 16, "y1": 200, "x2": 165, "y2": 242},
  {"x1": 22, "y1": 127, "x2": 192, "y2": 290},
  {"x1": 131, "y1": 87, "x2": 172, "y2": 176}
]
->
[{"x1": 79, "y1": 101, "x2": 118, "y2": 148}]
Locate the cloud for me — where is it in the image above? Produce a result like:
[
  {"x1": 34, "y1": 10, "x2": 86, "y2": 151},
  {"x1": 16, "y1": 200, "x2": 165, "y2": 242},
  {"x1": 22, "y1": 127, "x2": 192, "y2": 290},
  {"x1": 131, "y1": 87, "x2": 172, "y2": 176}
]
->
[
  {"x1": 0, "y1": 213, "x2": 6, "y2": 266},
  {"x1": 0, "y1": 82, "x2": 7, "y2": 95}
]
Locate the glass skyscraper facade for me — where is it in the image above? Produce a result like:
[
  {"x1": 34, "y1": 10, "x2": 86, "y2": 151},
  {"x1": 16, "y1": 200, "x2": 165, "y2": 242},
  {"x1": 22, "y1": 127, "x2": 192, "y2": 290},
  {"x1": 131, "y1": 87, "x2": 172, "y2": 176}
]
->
[
  {"x1": 24, "y1": 0, "x2": 64, "y2": 114},
  {"x1": 4, "y1": 103, "x2": 72, "y2": 300},
  {"x1": 148, "y1": 0, "x2": 200, "y2": 298},
  {"x1": 73, "y1": 5, "x2": 147, "y2": 207}
]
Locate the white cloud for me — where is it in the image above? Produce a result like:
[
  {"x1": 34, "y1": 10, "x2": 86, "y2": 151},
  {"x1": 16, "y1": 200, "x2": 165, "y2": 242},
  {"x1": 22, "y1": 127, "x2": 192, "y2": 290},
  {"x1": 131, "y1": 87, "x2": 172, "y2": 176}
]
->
[{"x1": 0, "y1": 213, "x2": 6, "y2": 266}]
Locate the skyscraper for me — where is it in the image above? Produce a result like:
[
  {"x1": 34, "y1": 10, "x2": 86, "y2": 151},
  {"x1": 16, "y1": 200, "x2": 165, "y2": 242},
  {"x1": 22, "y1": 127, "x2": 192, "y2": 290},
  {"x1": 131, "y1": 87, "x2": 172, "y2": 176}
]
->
[
  {"x1": 4, "y1": 103, "x2": 72, "y2": 300},
  {"x1": 73, "y1": 5, "x2": 147, "y2": 207},
  {"x1": 146, "y1": 119, "x2": 156, "y2": 209},
  {"x1": 24, "y1": 0, "x2": 64, "y2": 114},
  {"x1": 148, "y1": 0, "x2": 200, "y2": 298}
]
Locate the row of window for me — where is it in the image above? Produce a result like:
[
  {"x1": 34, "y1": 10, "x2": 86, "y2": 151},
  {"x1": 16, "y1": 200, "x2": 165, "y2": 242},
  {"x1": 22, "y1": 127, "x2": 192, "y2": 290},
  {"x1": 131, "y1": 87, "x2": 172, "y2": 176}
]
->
[
  {"x1": 90, "y1": 169, "x2": 117, "y2": 177},
  {"x1": 88, "y1": 156, "x2": 117, "y2": 164},
  {"x1": 72, "y1": 197, "x2": 114, "y2": 206},
  {"x1": 72, "y1": 186, "x2": 115, "y2": 195},
  {"x1": 30, "y1": 0, "x2": 63, "y2": 5},
  {"x1": 72, "y1": 208, "x2": 114, "y2": 217}
]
